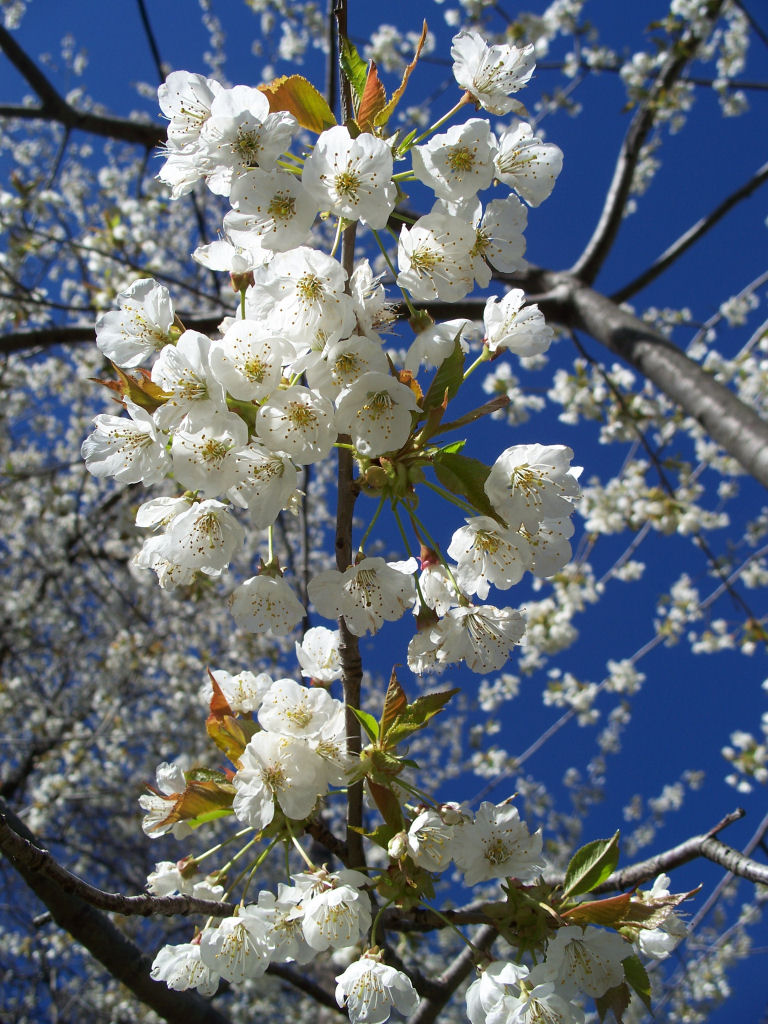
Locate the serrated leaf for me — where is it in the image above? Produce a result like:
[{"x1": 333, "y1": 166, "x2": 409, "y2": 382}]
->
[
  {"x1": 375, "y1": 21, "x2": 429, "y2": 129},
  {"x1": 351, "y1": 706, "x2": 379, "y2": 742},
  {"x1": 259, "y1": 75, "x2": 336, "y2": 133},
  {"x1": 339, "y1": 37, "x2": 368, "y2": 105},
  {"x1": 380, "y1": 688, "x2": 459, "y2": 749},
  {"x1": 380, "y1": 668, "x2": 408, "y2": 743},
  {"x1": 562, "y1": 831, "x2": 621, "y2": 898},
  {"x1": 437, "y1": 439, "x2": 466, "y2": 455},
  {"x1": 422, "y1": 334, "x2": 465, "y2": 415},
  {"x1": 431, "y1": 451, "x2": 501, "y2": 521},
  {"x1": 562, "y1": 892, "x2": 632, "y2": 927},
  {"x1": 623, "y1": 955, "x2": 652, "y2": 1014},
  {"x1": 357, "y1": 61, "x2": 388, "y2": 132},
  {"x1": 595, "y1": 981, "x2": 631, "y2": 1024}
]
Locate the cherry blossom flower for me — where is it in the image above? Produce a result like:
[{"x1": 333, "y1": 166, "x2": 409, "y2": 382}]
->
[
  {"x1": 527, "y1": 518, "x2": 574, "y2": 578},
  {"x1": 256, "y1": 886, "x2": 314, "y2": 965},
  {"x1": 209, "y1": 668, "x2": 273, "y2": 713},
  {"x1": 225, "y1": 168, "x2": 317, "y2": 252},
  {"x1": 158, "y1": 70, "x2": 221, "y2": 146},
  {"x1": 82, "y1": 400, "x2": 170, "y2": 486},
  {"x1": 295, "y1": 626, "x2": 343, "y2": 682},
  {"x1": 95, "y1": 278, "x2": 175, "y2": 368},
  {"x1": 453, "y1": 801, "x2": 543, "y2": 885},
  {"x1": 193, "y1": 234, "x2": 269, "y2": 274},
  {"x1": 540, "y1": 925, "x2": 630, "y2": 999},
  {"x1": 494, "y1": 122, "x2": 564, "y2": 207},
  {"x1": 227, "y1": 444, "x2": 299, "y2": 527},
  {"x1": 466, "y1": 961, "x2": 530, "y2": 1024},
  {"x1": 404, "y1": 318, "x2": 470, "y2": 375},
  {"x1": 256, "y1": 385, "x2": 336, "y2": 465},
  {"x1": 199, "y1": 905, "x2": 276, "y2": 983},
  {"x1": 209, "y1": 319, "x2": 291, "y2": 402},
  {"x1": 448, "y1": 516, "x2": 533, "y2": 598},
  {"x1": 397, "y1": 213, "x2": 475, "y2": 302},
  {"x1": 485, "y1": 444, "x2": 581, "y2": 531},
  {"x1": 151, "y1": 941, "x2": 220, "y2": 997},
  {"x1": 308, "y1": 557, "x2": 417, "y2": 636},
  {"x1": 435, "y1": 604, "x2": 526, "y2": 673},
  {"x1": 298, "y1": 870, "x2": 372, "y2": 951},
  {"x1": 139, "y1": 761, "x2": 190, "y2": 838},
  {"x1": 171, "y1": 409, "x2": 249, "y2": 496},
  {"x1": 230, "y1": 575, "x2": 305, "y2": 635},
  {"x1": 146, "y1": 861, "x2": 224, "y2": 901},
  {"x1": 151, "y1": 330, "x2": 227, "y2": 430},
  {"x1": 232, "y1": 732, "x2": 326, "y2": 828},
  {"x1": 412, "y1": 119, "x2": 496, "y2": 202},
  {"x1": 451, "y1": 30, "x2": 536, "y2": 114},
  {"x1": 335, "y1": 371, "x2": 421, "y2": 456},
  {"x1": 405, "y1": 808, "x2": 456, "y2": 871},
  {"x1": 335, "y1": 952, "x2": 420, "y2": 1024},
  {"x1": 302, "y1": 125, "x2": 397, "y2": 228},
  {"x1": 483, "y1": 290, "x2": 553, "y2": 357},
  {"x1": 258, "y1": 677, "x2": 340, "y2": 739},
  {"x1": 164, "y1": 499, "x2": 245, "y2": 575},
  {"x1": 636, "y1": 874, "x2": 688, "y2": 959},
  {"x1": 350, "y1": 260, "x2": 393, "y2": 335},
  {"x1": 472, "y1": 196, "x2": 529, "y2": 277}
]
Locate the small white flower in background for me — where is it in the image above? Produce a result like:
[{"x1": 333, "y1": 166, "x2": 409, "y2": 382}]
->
[
  {"x1": 494, "y1": 122, "x2": 564, "y2": 207},
  {"x1": 465, "y1": 960, "x2": 530, "y2": 1024},
  {"x1": 209, "y1": 668, "x2": 274, "y2": 713},
  {"x1": 302, "y1": 125, "x2": 397, "y2": 229},
  {"x1": 335, "y1": 371, "x2": 421, "y2": 457},
  {"x1": 232, "y1": 732, "x2": 326, "y2": 829},
  {"x1": 453, "y1": 800, "x2": 542, "y2": 885},
  {"x1": 540, "y1": 925, "x2": 630, "y2": 999},
  {"x1": 295, "y1": 626, "x2": 343, "y2": 682},
  {"x1": 199, "y1": 905, "x2": 276, "y2": 983},
  {"x1": 397, "y1": 213, "x2": 475, "y2": 302},
  {"x1": 209, "y1": 319, "x2": 291, "y2": 402},
  {"x1": 485, "y1": 443, "x2": 581, "y2": 532},
  {"x1": 95, "y1": 278, "x2": 175, "y2": 368},
  {"x1": 309, "y1": 557, "x2": 417, "y2": 636},
  {"x1": 258, "y1": 677, "x2": 340, "y2": 738},
  {"x1": 225, "y1": 168, "x2": 317, "y2": 252},
  {"x1": 256, "y1": 385, "x2": 337, "y2": 465},
  {"x1": 335, "y1": 951, "x2": 420, "y2": 1024},
  {"x1": 483, "y1": 290, "x2": 553, "y2": 357},
  {"x1": 230, "y1": 575, "x2": 305, "y2": 635},
  {"x1": 412, "y1": 118, "x2": 497, "y2": 202},
  {"x1": 81, "y1": 400, "x2": 170, "y2": 486},
  {"x1": 451, "y1": 29, "x2": 536, "y2": 114},
  {"x1": 150, "y1": 941, "x2": 220, "y2": 997},
  {"x1": 448, "y1": 516, "x2": 533, "y2": 598}
]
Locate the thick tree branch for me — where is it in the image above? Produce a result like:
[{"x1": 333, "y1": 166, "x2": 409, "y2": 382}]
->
[
  {"x1": 612, "y1": 159, "x2": 768, "y2": 303},
  {"x1": 571, "y1": 0, "x2": 725, "y2": 283},
  {"x1": 0, "y1": 799, "x2": 233, "y2": 1024},
  {"x1": 0, "y1": 24, "x2": 164, "y2": 148}
]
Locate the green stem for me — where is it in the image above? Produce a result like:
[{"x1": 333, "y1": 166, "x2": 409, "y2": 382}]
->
[
  {"x1": 370, "y1": 897, "x2": 396, "y2": 948},
  {"x1": 358, "y1": 493, "x2": 387, "y2": 555},
  {"x1": 462, "y1": 347, "x2": 490, "y2": 382},
  {"x1": 408, "y1": 508, "x2": 462, "y2": 595},
  {"x1": 190, "y1": 827, "x2": 254, "y2": 867},
  {"x1": 330, "y1": 216, "x2": 344, "y2": 259},
  {"x1": 424, "y1": 479, "x2": 477, "y2": 516},
  {"x1": 410, "y1": 92, "x2": 473, "y2": 148},
  {"x1": 370, "y1": 228, "x2": 419, "y2": 319}
]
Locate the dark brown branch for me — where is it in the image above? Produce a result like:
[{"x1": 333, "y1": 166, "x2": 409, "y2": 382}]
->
[
  {"x1": 612, "y1": 159, "x2": 768, "y2": 302},
  {"x1": 0, "y1": 24, "x2": 164, "y2": 148},
  {"x1": 408, "y1": 925, "x2": 496, "y2": 1024},
  {"x1": 0, "y1": 799, "x2": 233, "y2": 1024},
  {"x1": 571, "y1": 0, "x2": 725, "y2": 283}
]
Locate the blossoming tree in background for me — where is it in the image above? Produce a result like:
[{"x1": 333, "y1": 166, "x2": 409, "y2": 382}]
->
[{"x1": 1, "y1": 1, "x2": 768, "y2": 1022}]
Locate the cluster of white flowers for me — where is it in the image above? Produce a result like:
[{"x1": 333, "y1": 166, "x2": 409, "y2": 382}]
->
[{"x1": 80, "y1": 27, "x2": 577, "y2": 681}]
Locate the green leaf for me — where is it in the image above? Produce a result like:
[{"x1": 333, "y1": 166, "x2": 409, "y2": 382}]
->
[
  {"x1": 185, "y1": 807, "x2": 235, "y2": 830},
  {"x1": 351, "y1": 706, "x2": 380, "y2": 742},
  {"x1": 562, "y1": 831, "x2": 620, "y2": 898},
  {"x1": 396, "y1": 127, "x2": 420, "y2": 156},
  {"x1": 259, "y1": 75, "x2": 336, "y2": 134},
  {"x1": 422, "y1": 334, "x2": 465, "y2": 415},
  {"x1": 357, "y1": 61, "x2": 388, "y2": 132},
  {"x1": 436, "y1": 439, "x2": 466, "y2": 455},
  {"x1": 367, "y1": 779, "x2": 405, "y2": 831},
  {"x1": 431, "y1": 451, "x2": 500, "y2": 521},
  {"x1": 380, "y1": 688, "x2": 459, "y2": 749},
  {"x1": 623, "y1": 955, "x2": 652, "y2": 1014},
  {"x1": 595, "y1": 981, "x2": 631, "y2": 1024},
  {"x1": 374, "y1": 21, "x2": 429, "y2": 129},
  {"x1": 433, "y1": 395, "x2": 511, "y2": 436},
  {"x1": 379, "y1": 668, "x2": 408, "y2": 744},
  {"x1": 339, "y1": 37, "x2": 368, "y2": 105}
]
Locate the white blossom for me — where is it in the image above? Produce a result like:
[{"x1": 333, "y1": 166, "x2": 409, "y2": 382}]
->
[
  {"x1": 95, "y1": 278, "x2": 175, "y2": 368},
  {"x1": 494, "y1": 123, "x2": 564, "y2": 207},
  {"x1": 485, "y1": 444, "x2": 581, "y2": 531},
  {"x1": 230, "y1": 575, "x2": 305, "y2": 635},
  {"x1": 295, "y1": 626, "x2": 343, "y2": 682},
  {"x1": 453, "y1": 801, "x2": 543, "y2": 885},
  {"x1": 82, "y1": 400, "x2": 170, "y2": 486},
  {"x1": 483, "y1": 290, "x2": 553, "y2": 357},
  {"x1": 256, "y1": 385, "x2": 336, "y2": 465},
  {"x1": 412, "y1": 119, "x2": 496, "y2": 202},
  {"x1": 199, "y1": 905, "x2": 276, "y2": 983},
  {"x1": 397, "y1": 213, "x2": 475, "y2": 302},
  {"x1": 225, "y1": 168, "x2": 317, "y2": 252},
  {"x1": 309, "y1": 557, "x2": 417, "y2": 636},
  {"x1": 335, "y1": 953, "x2": 420, "y2": 1024},
  {"x1": 335, "y1": 372, "x2": 420, "y2": 456},
  {"x1": 151, "y1": 942, "x2": 220, "y2": 997},
  {"x1": 233, "y1": 732, "x2": 326, "y2": 828},
  {"x1": 451, "y1": 30, "x2": 536, "y2": 114}
]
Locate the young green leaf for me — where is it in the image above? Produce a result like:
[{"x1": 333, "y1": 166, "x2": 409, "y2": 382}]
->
[
  {"x1": 339, "y1": 37, "x2": 368, "y2": 106},
  {"x1": 380, "y1": 668, "x2": 408, "y2": 743},
  {"x1": 422, "y1": 334, "x2": 465, "y2": 415},
  {"x1": 374, "y1": 21, "x2": 429, "y2": 128},
  {"x1": 431, "y1": 451, "x2": 500, "y2": 521},
  {"x1": 622, "y1": 955, "x2": 652, "y2": 1014},
  {"x1": 380, "y1": 688, "x2": 459, "y2": 749},
  {"x1": 350, "y1": 706, "x2": 380, "y2": 742},
  {"x1": 562, "y1": 831, "x2": 620, "y2": 899}
]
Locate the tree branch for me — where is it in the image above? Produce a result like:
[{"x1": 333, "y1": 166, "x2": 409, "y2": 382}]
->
[
  {"x1": 612, "y1": 159, "x2": 768, "y2": 303},
  {"x1": 0, "y1": 799, "x2": 234, "y2": 1024},
  {"x1": 570, "y1": 0, "x2": 725, "y2": 283},
  {"x1": 0, "y1": 24, "x2": 164, "y2": 148}
]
